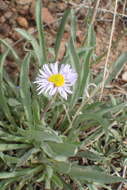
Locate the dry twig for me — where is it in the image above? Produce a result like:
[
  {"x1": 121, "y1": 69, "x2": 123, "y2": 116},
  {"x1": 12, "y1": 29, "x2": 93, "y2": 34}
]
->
[{"x1": 99, "y1": 0, "x2": 119, "y2": 100}]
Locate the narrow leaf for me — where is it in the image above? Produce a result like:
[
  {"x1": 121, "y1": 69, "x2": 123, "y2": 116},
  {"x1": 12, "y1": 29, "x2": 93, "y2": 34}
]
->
[
  {"x1": 20, "y1": 53, "x2": 33, "y2": 123},
  {"x1": 55, "y1": 9, "x2": 70, "y2": 59},
  {"x1": 0, "y1": 52, "x2": 15, "y2": 123},
  {"x1": 15, "y1": 28, "x2": 42, "y2": 65},
  {"x1": 35, "y1": 0, "x2": 47, "y2": 64},
  {"x1": 0, "y1": 39, "x2": 19, "y2": 60},
  {"x1": 107, "y1": 52, "x2": 127, "y2": 84},
  {"x1": 0, "y1": 144, "x2": 30, "y2": 151},
  {"x1": 69, "y1": 165, "x2": 126, "y2": 184}
]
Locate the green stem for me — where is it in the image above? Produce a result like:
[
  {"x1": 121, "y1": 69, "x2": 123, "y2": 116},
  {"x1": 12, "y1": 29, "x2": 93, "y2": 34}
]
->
[{"x1": 41, "y1": 94, "x2": 57, "y2": 121}]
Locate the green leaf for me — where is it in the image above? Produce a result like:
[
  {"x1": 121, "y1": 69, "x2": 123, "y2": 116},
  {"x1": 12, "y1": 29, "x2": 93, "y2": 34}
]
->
[
  {"x1": 0, "y1": 39, "x2": 19, "y2": 60},
  {"x1": 8, "y1": 98, "x2": 21, "y2": 107},
  {"x1": 79, "y1": 25, "x2": 95, "y2": 97},
  {"x1": 0, "y1": 152, "x2": 19, "y2": 165},
  {"x1": 15, "y1": 28, "x2": 42, "y2": 66},
  {"x1": 69, "y1": 165, "x2": 126, "y2": 184},
  {"x1": 55, "y1": 9, "x2": 70, "y2": 59},
  {"x1": 45, "y1": 165, "x2": 53, "y2": 189},
  {"x1": 35, "y1": 0, "x2": 47, "y2": 64},
  {"x1": 0, "y1": 178, "x2": 17, "y2": 190},
  {"x1": 16, "y1": 148, "x2": 39, "y2": 167},
  {"x1": 42, "y1": 142, "x2": 78, "y2": 161},
  {"x1": 0, "y1": 89, "x2": 14, "y2": 123},
  {"x1": 87, "y1": 184, "x2": 99, "y2": 190},
  {"x1": 0, "y1": 52, "x2": 15, "y2": 123},
  {"x1": 0, "y1": 166, "x2": 42, "y2": 179},
  {"x1": 25, "y1": 128, "x2": 63, "y2": 143},
  {"x1": 32, "y1": 98, "x2": 40, "y2": 124},
  {"x1": 69, "y1": 37, "x2": 80, "y2": 74},
  {"x1": 68, "y1": 38, "x2": 81, "y2": 107},
  {"x1": 94, "y1": 52, "x2": 127, "y2": 85},
  {"x1": 0, "y1": 52, "x2": 7, "y2": 83},
  {"x1": 106, "y1": 52, "x2": 127, "y2": 84},
  {"x1": 97, "y1": 102, "x2": 127, "y2": 116},
  {"x1": 0, "y1": 143, "x2": 30, "y2": 151},
  {"x1": 3, "y1": 71, "x2": 19, "y2": 97},
  {"x1": 87, "y1": 24, "x2": 96, "y2": 47},
  {"x1": 52, "y1": 174, "x2": 64, "y2": 188},
  {"x1": 20, "y1": 53, "x2": 33, "y2": 123},
  {"x1": 81, "y1": 128, "x2": 104, "y2": 147},
  {"x1": 76, "y1": 112, "x2": 109, "y2": 129},
  {"x1": 77, "y1": 150, "x2": 104, "y2": 161},
  {"x1": 70, "y1": 9, "x2": 77, "y2": 42},
  {"x1": 0, "y1": 129, "x2": 28, "y2": 143},
  {"x1": 52, "y1": 161, "x2": 71, "y2": 174}
]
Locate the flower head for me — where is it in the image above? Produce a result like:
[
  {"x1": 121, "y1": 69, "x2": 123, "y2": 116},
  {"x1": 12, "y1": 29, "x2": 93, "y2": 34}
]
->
[{"x1": 34, "y1": 62, "x2": 78, "y2": 100}]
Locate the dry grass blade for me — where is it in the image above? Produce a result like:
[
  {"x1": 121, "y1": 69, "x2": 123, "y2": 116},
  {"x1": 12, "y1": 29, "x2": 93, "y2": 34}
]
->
[
  {"x1": 91, "y1": 0, "x2": 101, "y2": 25},
  {"x1": 99, "y1": 0, "x2": 119, "y2": 100}
]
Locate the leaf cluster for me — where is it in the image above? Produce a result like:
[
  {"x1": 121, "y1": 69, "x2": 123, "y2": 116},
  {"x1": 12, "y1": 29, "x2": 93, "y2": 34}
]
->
[{"x1": 0, "y1": 0, "x2": 127, "y2": 189}]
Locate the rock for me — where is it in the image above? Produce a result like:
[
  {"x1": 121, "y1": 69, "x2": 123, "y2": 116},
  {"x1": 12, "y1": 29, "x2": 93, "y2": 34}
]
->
[
  {"x1": 103, "y1": 13, "x2": 113, "y2": 20},
  {"x1": 79, "y1": 8, "x2": 87, "y2": 18},
  {"x1": 48, "y1": 2, "x2": 57, "y2": 10},
  {"x1": 57, "y1": 2, "x2": 67, "y2": 10},
  {"x1": 30, "y1": 0, "x2": 35, "y2": 17},
  {"x1": 4, "y1": 11, "x2": 13, "y2": 19},
  {"x1": 16, "y1": 16, "x2": 28, "y2": 28},
  {"x1": 11, "y1": 31, "x2": 21, "y2": 41},
  {"x1": 12, "y1": 8, "x2": 17, "y2": 12},
  {"x1": 15, "y1": 0, "x2": 32, "y2": 5},
  {"x1": 0, "y1": 23, "x2": 10, "y2": 36},
  {"x1": 122, "y1": 72, "x2": 127, "y2": 82},
  {"x1": 0, "y1": 0, "x2": 8, "y2": 10},
  {"x1": 18, "y1": 8, "x2": 29, "y2": 15},
  {"x1": 42, "y1": 7, "x2": 54, "y2": 25},
  {"x1": 0, "y1": 16, "x2": 6, "y2": 23}
]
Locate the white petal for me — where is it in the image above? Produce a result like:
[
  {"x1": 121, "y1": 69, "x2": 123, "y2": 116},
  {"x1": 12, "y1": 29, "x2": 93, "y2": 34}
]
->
[
  {"x1": 58, "y1": 88, "x2": 67, "y2": 100},
  {"x1": 37, "y1": 85, "x2": 46, "y2": 91},
  {"x1": 49, "y1": 87, "x2": 57, "y2": 96},
  {"x1": 63, "y1": 86, "x2": 72, "y2": 94},
  {"x1": 34, "y1": 79, "x2": 48, "y2": 84},
  {"x1": 60, "y1": 64, "x2": 70, "y2": 73},
  {"x1": 50, "y1": 63, "x2": 58, "y2": 74},
  {"x1": 39, "y1": 69, "x2": 49, "y2": 78},
  {"x1": 37, "y1": 87, "x2": 45, "y2": 95},
  {"x1": 43, "y1": 64, "x2": 52, "y2": 75},
  {"x1": 44, "y1": 84, "x2": 53, "y2": 93}
]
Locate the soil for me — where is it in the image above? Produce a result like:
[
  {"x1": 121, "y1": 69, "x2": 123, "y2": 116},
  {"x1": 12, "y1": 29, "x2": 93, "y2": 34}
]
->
[
  {"x1": 0, "y1": 0, "x2": 127, "y2": 111},
  {"x1": 0, "y1": 0, "x2": 127, "y2": 188},
  {"x1": 0, "y1": 1, "x2": 127, "y2": 76}
]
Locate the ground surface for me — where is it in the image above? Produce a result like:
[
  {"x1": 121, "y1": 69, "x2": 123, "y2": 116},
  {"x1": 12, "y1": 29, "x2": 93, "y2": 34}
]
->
[
  {"x1": 0, "y1": 0, "x2": 127, "y2": 189},
  {"x1": 0, "y1": 0, "x2": 127, "y2": 96}
]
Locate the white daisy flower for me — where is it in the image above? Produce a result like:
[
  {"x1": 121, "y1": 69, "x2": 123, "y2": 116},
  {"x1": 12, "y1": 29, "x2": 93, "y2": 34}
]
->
[{"x1": 34, "y1": 62, "x2": 78, "y2": 100}]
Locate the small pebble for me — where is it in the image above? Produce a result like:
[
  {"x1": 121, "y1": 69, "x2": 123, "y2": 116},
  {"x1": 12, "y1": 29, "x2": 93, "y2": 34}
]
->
[
  {"x1": 16, "y1": 16, "x2": 29, "y2": 28},
  {"x1": 122, "y1": 72, "x2": 127, "y2": 82},
  {"x1": 15, "y1": 0, "x2": 32, "y2": 5},
  {"x1": 4, "y1": 11, "x2": 13, "y2": 19},
  {"x1": 0, "y1": 1, "x2": 8, "y2": 10},
  {"x1": 0, "y1": 16, "x2": 6, "y2": 23},
  {"x1": 0, "y1": 23, "x2": 10, "y2": 35}
]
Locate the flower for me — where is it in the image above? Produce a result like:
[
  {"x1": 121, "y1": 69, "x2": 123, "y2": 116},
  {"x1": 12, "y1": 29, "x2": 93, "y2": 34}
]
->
[{"x1": 34, "y1": 62, "x2": 78, "y2": 100}]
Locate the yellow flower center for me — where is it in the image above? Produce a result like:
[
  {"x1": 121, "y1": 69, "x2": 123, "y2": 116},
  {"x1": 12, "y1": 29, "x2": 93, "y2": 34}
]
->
[{"x1": 48, "y1": 74, "x2": 65, "y2": 87}]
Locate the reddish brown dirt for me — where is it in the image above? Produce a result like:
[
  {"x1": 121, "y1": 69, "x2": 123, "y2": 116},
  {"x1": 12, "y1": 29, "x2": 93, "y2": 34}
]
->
[
  {"x1": 0, "y1": 0, "x2": 127, "y2": 96},
  {"x1": 0, "y1": 1, "x2": 127, "y2": 189}
]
